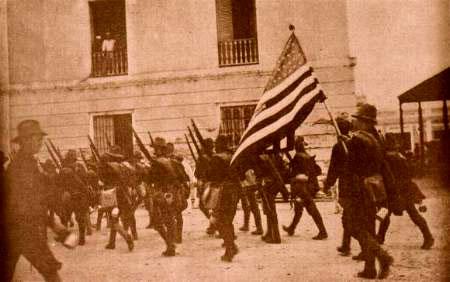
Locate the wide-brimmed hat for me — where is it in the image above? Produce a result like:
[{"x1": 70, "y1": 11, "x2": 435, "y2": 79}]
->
[
  {"x1": 295, "y1": 136, "x2": 308, "y2": 146},
  {"x1": 151, "y1": 137, "x2": 166, "y2": 148},
  {"x1": 215, "y1": 135, "x2": 230, "y2": 151},
  {"x1": 352, "y1": 103, "x2": 377, "y2": 123},
  {"x1": 12, "y1": 120, "x2": 47, "y2": 143}
]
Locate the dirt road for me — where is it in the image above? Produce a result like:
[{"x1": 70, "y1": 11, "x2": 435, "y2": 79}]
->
[{"x1": 13, "y1": 178, "x2": 449, "y2": 281}]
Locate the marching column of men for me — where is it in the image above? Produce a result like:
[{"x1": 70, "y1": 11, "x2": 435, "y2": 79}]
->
[{"x1": 2, "y1": 102, "x2": 437, "y2": 281}]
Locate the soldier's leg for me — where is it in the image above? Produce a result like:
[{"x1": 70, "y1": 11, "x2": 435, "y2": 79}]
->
[
  {"x1": 267, "y1": 193, "x2": 281, "y2": 243},
  {"x1": 304, "y1": 200, "x2": 328, "y2": 240},
  {"x1": 247, "y1": 191, "x2": 263, "y2": 234},
  {"x1": 239, "y1": 193, "x2": 250, "y2": 231},
  {"x1": 405, "y1": 202, "x2": 434, "y2": 249},
  {"x1": 2, "y1": 244, "x2": 20, "y2": 282},
  {"x1": 338, "y1": 207, "x2": 352, "y2": 255},
  {"x1": 283, "y1": 201, "x2": 303, "y2": 236},
  {"x1": 174, "y1": 211, "x2": 183, "y2": 243},
  {"x1": 115, "y1": 214, "x2": 134, "y2": 251},
  {"x1": 162, "y1": 210, "x2": 177, "y2": 256},
  {"x1": 21, "y1": 238, "x2": 62, "y2": 282},
  {"x1": 96, "y1": 208, "x2": 105, "y2": 231},
  {"x1": 377, "y1": 211, "x2": 392, "y2": 244},
  {"x1": 220, "y1": 192, "x2": 239, "y2": 262},
  {"x1": 74, "y1": 206, "x2": 87, "y2": 246}
]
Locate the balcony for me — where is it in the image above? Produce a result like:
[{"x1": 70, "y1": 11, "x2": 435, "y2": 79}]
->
[
  {"x1": 218, "y1": 38, "x2": 259, "y2": 67},
  {"x1": 91, "y1": 49, "x2": 128, "y2": 77}
]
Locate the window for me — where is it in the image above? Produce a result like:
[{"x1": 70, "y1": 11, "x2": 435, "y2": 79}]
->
[
  {"x1": 90, "y1": 0, "x2": 127, "y2": 77},
  {"x1": 93, "y1": 114, "x2": 133, "y2": 157},
  {"x1": 219, "y1": 104, "x2": 256, "y2": 147},
  {"x1": 215, "y1": 0, "x2": 258, "y2": 67}
]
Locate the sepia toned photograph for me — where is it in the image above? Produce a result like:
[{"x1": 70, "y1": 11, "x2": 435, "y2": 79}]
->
[{"x1": 0, "y1": 0, "x2": 449, "y2": 281}]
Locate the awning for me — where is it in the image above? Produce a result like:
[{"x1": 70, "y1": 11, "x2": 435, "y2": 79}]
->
[{"x1": 398, "y1": 67, "x2": 450, "y2": 104}]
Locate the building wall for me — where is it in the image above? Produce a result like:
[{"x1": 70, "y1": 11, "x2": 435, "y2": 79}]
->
[{"x1": 5, "y1": 0, "x2": 357, "y2": 165}]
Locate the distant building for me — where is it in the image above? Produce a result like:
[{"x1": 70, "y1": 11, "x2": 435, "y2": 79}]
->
[{"x1": 0, "y1": 0, "x2": 357, "y2": 166}]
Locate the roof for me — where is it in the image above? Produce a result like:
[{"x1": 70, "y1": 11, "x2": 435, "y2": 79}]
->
[{"x1": 398, "y1": 67, "x2": 450, "y2": 104}]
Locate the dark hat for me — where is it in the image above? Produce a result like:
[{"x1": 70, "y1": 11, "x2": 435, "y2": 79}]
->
[
  {"x1": 215, "y1": 135, "x2": 229, "y2": 151},
  {"x1": 295, "y1": 136, "x2": 308, "y2": 146},
  {"x1": 335, "y1": 117, "x2": 352, "y2": 135},
  {"x1": 204, "y1": 138, "x2": 214, "y2": 152},
  {"x1": 152, "y1": 137, "x2": 166, "y2": 148},
  {"x1": 165, "y1": 142, "x2": 175, "y2": 154},
  {"x1": 12, "y1": 120, "x2": 47, "y2": 143},
  {"x1": 65, "y1": 149, "x2": 77, "y2": 161},
  {"x1": 352, "y1": 103, "x2": 377, "y2": 123}
]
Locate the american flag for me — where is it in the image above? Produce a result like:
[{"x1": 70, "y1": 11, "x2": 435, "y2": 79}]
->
[{"x1": 230, "y1": 32, "x2": 326, "y2": 167}]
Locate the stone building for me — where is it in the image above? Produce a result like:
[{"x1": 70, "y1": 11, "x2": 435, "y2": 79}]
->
[{"x1": 0, "y1": 0, "x2": 357, "y2": 165}]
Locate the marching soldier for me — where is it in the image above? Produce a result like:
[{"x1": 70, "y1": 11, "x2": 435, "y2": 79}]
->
[
  {"x1": 100, "y1": 146, "x2": 135, "y2": 251},
  {"x1": 194, "y1": 138, "x2": 216, "y2": 234},
  {"x1": 58, "y1": 149, "x2": 90, "y2": 245},
  {"x1": 2, "y1": 120, "x2": 63, "y2": 282},
  {"x1": 255, "y1": 153, "x2": 289, "y2": 244},
  {"x1": 165, "y1": 142, "x2": 189, "y2": 243},
  {"x1": 376, "y1": 134, "x2": 434, "y2": 249},
  {"x1": 207, "y1": 135, "x2": 240, "y2": 261},
  {"x1": 146, "y1": 137, "x2": 183, "y2": 256},
  {"x1": 238, "y1": 168, "x2": 263, "y2": 235},
  {"x1": 342, "y1": 103, "x2": 394, "y2": 279},
  {"x1": 323, "y1": 117, "x2": 354, "y2": 254},
  {"x1": 282, "y1": 136, "x2": 328, "y2": 240}
]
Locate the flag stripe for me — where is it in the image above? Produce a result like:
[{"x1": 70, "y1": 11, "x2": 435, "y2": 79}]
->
[
  {"x1": 244, "y1": 72, "x2": 316, "y2": 133},
  {"x1": 257, "y1": 64, "x2": 312, "y2": 107},
  {"x1": 231, "y1": 87, "x2": 323, "y2": 164},
  {"x1": 240, "y1": 78, "x2": 319, "y2": 144}
]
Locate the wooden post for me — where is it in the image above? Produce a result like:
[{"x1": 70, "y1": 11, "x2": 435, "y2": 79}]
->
[
  {"x1": 399, "y1": 102, "x2": 404, "y2": 150},
  {"x1": 418, "y1": 102, "x2": 425, "y2": 170},
  {"x1": 443, "y1": 98, "x2": 449, "y2": 132}
]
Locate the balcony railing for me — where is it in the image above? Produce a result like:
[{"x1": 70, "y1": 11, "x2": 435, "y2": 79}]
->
[
  {"x1": 218, "y1": 38, "x2": 259, "y2": 67},
  {"x1": 91, "y1": 49, "x2": 128, "y2": 77}
]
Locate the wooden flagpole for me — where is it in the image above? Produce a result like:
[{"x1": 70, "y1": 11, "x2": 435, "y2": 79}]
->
[{"x1": 322, "y1": 100, "x2": 348, "y2": 154}]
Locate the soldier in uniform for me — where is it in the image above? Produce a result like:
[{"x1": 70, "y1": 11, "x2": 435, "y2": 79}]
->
[
  {"x1": 376, "y1": 134, "x2": 434, "y2": 249},
  {"x1": 207, "y1": 135, "x2": 240, "y2": 261},
  {"x1": 343, "y1": 103, "x2": 394, "y2": 279},
  {"x1": 165, "y1": 142, "x2": 189, "y2": 243},
  {"x1": 147, "y1": 137, "x2": 183, "y2": 256},
  {"x1": 323, "y1": 117, "x2": 354, "y2": 254},
  {"x1": 282, "y1": 136, "x2": 328, "y2": 240},
  {"x1": 58, "y1": 149, "x2": 90, "y2": 245},
  {"x1": 194, "y1": 138, "x2": 216, "y2": 235},
  {"x1": 238, "y1": 168, "x2": 263, "y2": 235},
  {"x1": 100, "y1": 146, "x2": 135, "y2": 251},
  {"x1": 255, "y1": 153, "x2": 289, "y2": 244},
  {"x1": 2, "y1": 120, "x2": 63, "y2": 282}
]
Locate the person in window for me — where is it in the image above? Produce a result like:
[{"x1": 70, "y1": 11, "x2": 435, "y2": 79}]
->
[{"x1": 101, "y1": 31, "x2": 116, "y2": 74}]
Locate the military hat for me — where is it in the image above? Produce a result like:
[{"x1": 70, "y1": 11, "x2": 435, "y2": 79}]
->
[
  {"x1": 12, "y1": 119, "x2": 47, "y2": 143},
  {"x1": 165, "y1": 142, "x2": 175, "y2": 154},
  {"x1": 295, "y1": 136, "x2": 308, "y2": 146},
  {"x1": 151, "y1": 137, "x2": 166, "y2": 148},
  {"x1": 352, "y1": 103, "x2": 377, "y2": 124},
  {"x1": 204, "y1": 138, "x2": 214, "y2": 152},
  {"x1": 215, "y1": 135, "x2": 229, "y2": 151}
]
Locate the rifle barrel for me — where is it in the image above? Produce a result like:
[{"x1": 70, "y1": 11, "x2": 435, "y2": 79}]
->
[
  {"x1": 184, "y1": 133, "x2": 197, "y2": 164},
  {"x1": 187, "y1": 126, "x2": 202, "y2": 158}
]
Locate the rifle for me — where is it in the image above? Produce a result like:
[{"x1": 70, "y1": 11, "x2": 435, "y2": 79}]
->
[
  {"x1": 79, "y1": 149, "x2": 89, "y2": 169},
  {"x1": 87, "y1": 135, "x2": 101, "y2": 162},
  {"x1": 147, "y1": 131, "x2": 155, "y2": 147},
  {"x1": 191, "y1": 119, "x2": 208, "y2": 152},
  {"x1": 132, "y1": 128, "x2": 154, "y2": 164},
  {"x1": 187, "y1": 126, "x2": 202, "y2": 159},
  {"x1": 48, "y1": 138, "x2": 64, "y2": 164},
  {"x1": 45, "y1": 142, "x2": 62, "y2": 169},
  {"x1": 184, "y1": 133, "x2": 197, "y2": 164}
]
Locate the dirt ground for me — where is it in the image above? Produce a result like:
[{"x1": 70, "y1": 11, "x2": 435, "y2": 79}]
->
[{"x1": 13, "y1": 178, "x2": 450, "y2": 282}]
